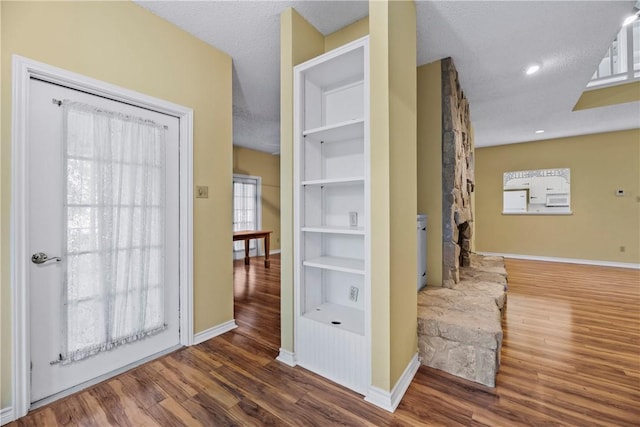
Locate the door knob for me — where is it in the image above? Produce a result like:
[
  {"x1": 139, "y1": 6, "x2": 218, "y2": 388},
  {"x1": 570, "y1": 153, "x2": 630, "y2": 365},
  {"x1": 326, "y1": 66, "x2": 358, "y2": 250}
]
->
[{"x1": 31, "y1": 252, "x2": 62, "y2": 265}]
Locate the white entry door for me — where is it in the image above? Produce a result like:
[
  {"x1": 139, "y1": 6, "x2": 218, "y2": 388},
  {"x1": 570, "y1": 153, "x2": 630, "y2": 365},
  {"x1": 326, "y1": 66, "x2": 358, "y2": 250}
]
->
[{"x1": 28, "y1": 78, "x2": 180, "y2": 403}]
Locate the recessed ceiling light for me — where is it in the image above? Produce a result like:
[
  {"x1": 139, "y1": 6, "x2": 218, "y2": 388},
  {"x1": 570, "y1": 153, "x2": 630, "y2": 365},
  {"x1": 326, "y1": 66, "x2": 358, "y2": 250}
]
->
[
  {"x1": 623, "y1": 12, "x2": 639, "y2": 26},
  {"x1": 526, "y1": 64, "x2": 541, "y2": 75},
  {"x1": 535, "y1": 130, "x2": 545, "y2": 134}
]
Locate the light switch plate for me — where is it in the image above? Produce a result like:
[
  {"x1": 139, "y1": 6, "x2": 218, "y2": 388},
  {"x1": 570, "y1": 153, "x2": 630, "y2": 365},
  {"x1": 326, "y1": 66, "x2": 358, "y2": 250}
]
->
[{"x1": 196, "y1": 186, "x2": 209, "y2": 198}]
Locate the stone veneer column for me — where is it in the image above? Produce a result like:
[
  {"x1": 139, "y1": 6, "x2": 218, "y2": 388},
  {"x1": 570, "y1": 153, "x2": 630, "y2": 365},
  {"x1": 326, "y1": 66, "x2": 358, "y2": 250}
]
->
[{"x1": 441, "y1": 58, "x2": 474, "y2": 288}]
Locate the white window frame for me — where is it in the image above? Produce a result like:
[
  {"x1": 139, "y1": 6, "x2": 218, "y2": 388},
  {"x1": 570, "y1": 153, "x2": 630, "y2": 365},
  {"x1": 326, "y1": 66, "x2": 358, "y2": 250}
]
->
[
  {"x1": 232, "y1": 174, "x2": 262, "y2": 259},
  {"x1": 588, "y1": 20, "x2": 640, "y2": 89},
  {"x1": 10, "y1": 55, "x2": 194, "y2": 420}
]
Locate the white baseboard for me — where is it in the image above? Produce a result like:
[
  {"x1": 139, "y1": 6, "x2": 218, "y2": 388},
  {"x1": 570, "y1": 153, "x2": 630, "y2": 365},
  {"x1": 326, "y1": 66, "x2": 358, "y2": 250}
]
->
[
  {"x1": 1, "y1": 407, "x2": 14, "y2": 425},
  {"x1": 193, "y1": 320, "x2": 237, "y2": 345},
  {"x1": 365, "y1": 352, "x2": 420, "y2": 413},
  {"x1": 478, "y1": 252, "x2": 640, "y2": 270},
  {"x1": 276, "y1": 348, "x2": 297, "y2": 367},
  {"x1": 269, "y1": 249, "x2": 281, "y2": 255}
]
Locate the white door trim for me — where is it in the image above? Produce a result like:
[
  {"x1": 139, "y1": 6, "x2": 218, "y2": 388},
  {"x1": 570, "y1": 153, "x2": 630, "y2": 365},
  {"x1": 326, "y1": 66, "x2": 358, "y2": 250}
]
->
[{"x1": 10, "y1": 55, "x2": 194, "y2": 420}]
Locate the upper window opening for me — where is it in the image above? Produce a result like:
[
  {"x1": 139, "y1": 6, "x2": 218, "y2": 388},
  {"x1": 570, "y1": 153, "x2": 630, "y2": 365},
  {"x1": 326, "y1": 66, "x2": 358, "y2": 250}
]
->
[{"x1": 588, "y1": 20, "x2": 640, "y2": 88}]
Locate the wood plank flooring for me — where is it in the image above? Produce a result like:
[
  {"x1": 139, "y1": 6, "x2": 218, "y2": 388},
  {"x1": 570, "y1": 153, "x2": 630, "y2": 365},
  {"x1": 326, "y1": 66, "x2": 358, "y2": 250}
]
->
[{"x1": 10, "y1": 255, "x2": 640, "y2": 426}]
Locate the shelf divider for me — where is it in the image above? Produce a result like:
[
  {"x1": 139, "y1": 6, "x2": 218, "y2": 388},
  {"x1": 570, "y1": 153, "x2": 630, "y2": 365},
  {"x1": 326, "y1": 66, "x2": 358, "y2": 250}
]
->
[
  {"x1": 303, "y1": 118, "x2": 364, "y2": 142},
  {"x1": 303, "y1": 256, "x2": 365, "y2": 274},
  {"x1": 302, "y1": 177, "x2": 364, "y2": 186},
  {"x1": 302, "y1": 302, "x2": 364, "y2": 335},
  {"x1": 302, "y1": 226, "x2": 365, "y2": 235}
]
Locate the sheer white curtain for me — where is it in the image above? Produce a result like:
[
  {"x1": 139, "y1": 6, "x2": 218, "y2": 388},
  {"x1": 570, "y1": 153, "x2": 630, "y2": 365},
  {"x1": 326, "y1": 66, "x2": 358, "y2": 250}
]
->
[{"x1": 62, "y1": 101, "x2": 166, "y2": 364}]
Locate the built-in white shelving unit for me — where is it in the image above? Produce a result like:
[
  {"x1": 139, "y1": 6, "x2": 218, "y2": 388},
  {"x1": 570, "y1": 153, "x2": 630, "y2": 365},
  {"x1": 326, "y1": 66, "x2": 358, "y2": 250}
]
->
[{"x1": 293, "y1": 36, "x2": 370, "y2": 394}]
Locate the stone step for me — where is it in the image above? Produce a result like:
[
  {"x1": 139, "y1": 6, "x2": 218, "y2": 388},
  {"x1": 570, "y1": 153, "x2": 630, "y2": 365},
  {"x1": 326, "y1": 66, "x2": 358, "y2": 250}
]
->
[{"x1": 417, "y1": 254, "x2": 507, "y2": 387}]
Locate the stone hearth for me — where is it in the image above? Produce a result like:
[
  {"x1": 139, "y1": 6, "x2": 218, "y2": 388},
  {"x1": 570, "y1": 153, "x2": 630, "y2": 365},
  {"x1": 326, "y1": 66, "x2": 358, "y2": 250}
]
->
[
  {"x1": 418, "y1": 254, "x2": 507, "y2": 387},
  {"x1": 442, "y1": 57, "x2": 475, "y2": 288}
]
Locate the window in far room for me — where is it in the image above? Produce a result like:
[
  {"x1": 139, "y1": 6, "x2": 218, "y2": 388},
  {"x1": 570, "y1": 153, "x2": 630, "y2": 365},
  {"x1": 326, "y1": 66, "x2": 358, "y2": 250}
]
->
[{"x1": 233, "y1": 174, "x2": 262, "y2": 257}]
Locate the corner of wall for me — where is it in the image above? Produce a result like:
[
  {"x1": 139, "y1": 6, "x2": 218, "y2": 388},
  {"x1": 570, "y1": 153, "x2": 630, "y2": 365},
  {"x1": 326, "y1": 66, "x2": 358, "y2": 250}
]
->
[
  {"x1": 324, "y1": 17, "x2": 369, "y2": 52},
  {"x1": 417, "y1": 60, "x2": 443, "y2": 286},
  {"x1": 279, "y1": 7, "x2": 324, "y2": 353}
]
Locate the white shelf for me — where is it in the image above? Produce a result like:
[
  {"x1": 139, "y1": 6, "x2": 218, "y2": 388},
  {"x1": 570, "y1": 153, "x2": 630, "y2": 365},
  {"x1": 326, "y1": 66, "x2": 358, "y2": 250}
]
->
[
  {"x1": 302, "y1": 177, "x2": 364, "y2": 186},
  {"x1": 301, "y1": 44, "x2": 365, "y2": 89},
  {"x1": 303, "y1": 119, "x2": 364, "y2": 142},
  {"x1": 302, "y1": 226, "x2": 365, "y2": 235},
  {"x1": 303, "y1": 256, "x2": 365, "y2": 274},
  {"x1": 293, "y1": 36, "x2": 369, "y2": 394},
  {"x1": 303, "y1": 302, "x2": 364, "y2": 335}
]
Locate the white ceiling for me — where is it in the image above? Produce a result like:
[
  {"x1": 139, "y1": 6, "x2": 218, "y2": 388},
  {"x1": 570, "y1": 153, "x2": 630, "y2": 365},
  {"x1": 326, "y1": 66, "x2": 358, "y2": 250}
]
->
[{"x1": 137, "y1": 0, "x2": 639, "y2": 151}]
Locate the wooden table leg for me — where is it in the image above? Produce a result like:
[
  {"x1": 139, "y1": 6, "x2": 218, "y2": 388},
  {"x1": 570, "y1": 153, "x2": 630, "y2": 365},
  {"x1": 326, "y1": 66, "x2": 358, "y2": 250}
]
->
[
  {"x1": 264, "y1": 234, "x2": 270, "y2": 268},
  {"x1": 244, "y1": 238, "x2": 250, "y2": 265}
]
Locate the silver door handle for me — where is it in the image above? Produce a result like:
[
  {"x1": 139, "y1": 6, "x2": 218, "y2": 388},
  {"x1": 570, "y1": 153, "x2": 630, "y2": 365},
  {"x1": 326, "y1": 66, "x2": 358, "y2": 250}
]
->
[{"x1": 31, "y1": 252, "x2": 62, "y2": 264}]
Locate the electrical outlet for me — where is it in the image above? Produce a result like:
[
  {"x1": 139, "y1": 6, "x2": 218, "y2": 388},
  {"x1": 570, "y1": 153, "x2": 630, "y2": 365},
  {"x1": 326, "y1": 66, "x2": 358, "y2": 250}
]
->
[
  {"x1": 620, "y1": 246, "x2": 626, "y2": 253},
  {"x1": 349, "y1": 286, "x2": 359, "y2": 302},
  {"x1": 195, "y1": 186, "x2": 209, "y2": 199}
]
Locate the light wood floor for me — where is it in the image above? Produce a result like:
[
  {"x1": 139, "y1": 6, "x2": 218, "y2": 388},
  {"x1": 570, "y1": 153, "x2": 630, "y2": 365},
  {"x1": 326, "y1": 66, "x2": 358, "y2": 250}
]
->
[{"x1": 10, "y1": 255, "x2": 640, "y2": 426}]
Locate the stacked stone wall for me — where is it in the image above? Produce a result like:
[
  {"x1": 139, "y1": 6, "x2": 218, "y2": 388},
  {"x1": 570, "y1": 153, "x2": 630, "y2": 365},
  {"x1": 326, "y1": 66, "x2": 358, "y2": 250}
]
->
[{"x1": 442, "y1": 58, "x2": 474, "y2": 287}]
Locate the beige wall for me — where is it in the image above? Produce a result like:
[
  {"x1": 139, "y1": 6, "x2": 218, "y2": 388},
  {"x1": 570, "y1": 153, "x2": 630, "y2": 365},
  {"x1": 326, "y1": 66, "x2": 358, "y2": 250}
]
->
[
  {"x1": 1, "y1": 1, "x2": 233, "y2": 408},
  {"x1": 324, "y1": 17, "x2": 369, "y2": 52},
  {"x1": 368, "y1": 0, "x2": 392, "y2": 388},
  {"x1": 233, "y1": 146, "x2": 281, "y2": 251},
  {"x1": 417, "y1": 60, "x2": 443, "y2": 286},
  {"x1": 475, "y1": 129, "x2": 640, "y2": 264},
  {"x1": 574, "y1": 81, "x2": 640, "y2": 111},
  {"x1": 387, "y1": 0, "x2": 417, "y2": 387},
  {"x1": 279, "y1": 8, "x2": 325, "y2": 353},
  {"x1": 281, "y1": 1, "x2": 417, "y2": 392},
  {"x1": 369, "y1": 0, "x2": 417, "y2": 390}
]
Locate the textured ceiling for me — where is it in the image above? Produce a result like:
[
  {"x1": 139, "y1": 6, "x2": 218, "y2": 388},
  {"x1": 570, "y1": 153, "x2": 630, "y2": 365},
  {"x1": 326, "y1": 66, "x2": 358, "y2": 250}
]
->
[
  {"x1": 417, "y1": 0, "x2": 639, "y2": 147},
  {"x1": 137, "y1": 0, "x2": 639, "y2": 151},
  {"x1": 136, "y1": 1, "x2": 368, "y2": 154}
]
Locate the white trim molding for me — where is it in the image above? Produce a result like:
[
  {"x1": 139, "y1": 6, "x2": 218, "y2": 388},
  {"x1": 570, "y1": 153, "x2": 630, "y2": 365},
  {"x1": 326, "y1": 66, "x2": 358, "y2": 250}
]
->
[
  {"x1": 479, "y1": 252, "x2": 640, "y2": 270},
  {"x1": 192, "y1": 320, "x2": 238, "y2": 345},
  {"x1": 276, "y1": 348, "x2": 297, "y2": 367},
  {"x1": 30, "y1": 345, "x2": 180, "y2": 411},
  {"x1": 269, "y1": 249, "x2": 281, "y2": 255},
  {"x1": 10, "y1": 55, "x2": 194, "y2": 419},
  {"x1": 365, "y1": 352, "x2": 420, "y2": 413},
  {"x1": 1, "y1": 407, "x2": 15, "y2": 426}
]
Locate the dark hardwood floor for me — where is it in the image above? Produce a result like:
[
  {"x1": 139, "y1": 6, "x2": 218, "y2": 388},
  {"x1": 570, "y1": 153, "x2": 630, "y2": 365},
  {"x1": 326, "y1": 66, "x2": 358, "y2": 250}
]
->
[{"x1": 10, "y1": 255, "x2": 640, "y2": 426}]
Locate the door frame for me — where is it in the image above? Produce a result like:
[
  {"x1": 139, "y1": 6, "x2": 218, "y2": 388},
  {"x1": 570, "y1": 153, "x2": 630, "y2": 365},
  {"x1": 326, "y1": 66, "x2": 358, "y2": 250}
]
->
[{"x1": 10, "y1": 55, "x2": 195, "y2": 419}]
